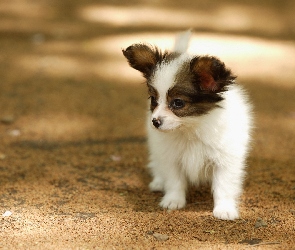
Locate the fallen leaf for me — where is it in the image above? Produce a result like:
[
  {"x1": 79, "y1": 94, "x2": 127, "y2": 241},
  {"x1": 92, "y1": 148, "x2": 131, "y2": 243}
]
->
[{"x1": 239, "y1": 238, "x2": 262, "y2": 245}]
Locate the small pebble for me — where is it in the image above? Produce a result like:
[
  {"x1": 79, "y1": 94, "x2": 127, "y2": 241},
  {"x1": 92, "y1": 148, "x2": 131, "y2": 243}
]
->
[
  {"x1": 255, "y1": 217, "x2": 267, "y2": 228},
  {"x1": 8, "y1": 129, "x2": 21, "y2": 137},
  {"x1": 110, "y1": 155, "x2": 121, "y2": 162},
  {"x1": 153, "y1": 232, "x2": 169, "y2": 241},
  {"x1": 2, "y1": 211, "x2": 12, "y2": 217}
]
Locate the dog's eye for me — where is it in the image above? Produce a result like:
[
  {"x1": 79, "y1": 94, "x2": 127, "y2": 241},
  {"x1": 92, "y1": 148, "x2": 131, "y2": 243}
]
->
[
  {"x1": 171, "y1": 98, "x2": 185, "y2": 109},
  {"x1": 149, "y1": 96, "x2": 158, "y2": 107}
]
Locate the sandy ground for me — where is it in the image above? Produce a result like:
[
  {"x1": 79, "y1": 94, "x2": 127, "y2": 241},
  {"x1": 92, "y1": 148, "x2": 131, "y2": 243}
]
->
[{"x1": 0, "y1": 0, "x2": 295, "y2": 249}]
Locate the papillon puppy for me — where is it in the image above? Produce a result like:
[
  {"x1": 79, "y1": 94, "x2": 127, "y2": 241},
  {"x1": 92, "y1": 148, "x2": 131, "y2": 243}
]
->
[{"x1": 122, "y1": 31, "x2": 252, "y2": 220}]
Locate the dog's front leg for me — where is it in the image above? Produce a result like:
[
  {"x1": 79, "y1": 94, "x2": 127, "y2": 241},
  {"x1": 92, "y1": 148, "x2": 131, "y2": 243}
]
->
[
  {"x1": 159, "y1": 164, "x2": 187, "y2": 210},
  {"x1": 212, "y1": 161, "x2": 245, "y2": 220}
]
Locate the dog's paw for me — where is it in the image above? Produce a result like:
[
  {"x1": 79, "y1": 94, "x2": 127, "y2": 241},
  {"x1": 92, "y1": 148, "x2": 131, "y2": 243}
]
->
[
  {"x1": 213, "y1": 202, "x2": 239, "y2": 220},
  {"x1": 160, "y1": 194, "x2": 186, "y2": 210},
  {"x1": 149, "y1": 179, "x2": 164, "y2": 192}
]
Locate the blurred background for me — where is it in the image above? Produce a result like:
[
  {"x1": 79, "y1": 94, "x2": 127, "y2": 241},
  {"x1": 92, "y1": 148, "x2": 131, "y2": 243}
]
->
[{"x1": 0, "y1": 0, "x2": 294, "y2": 155}]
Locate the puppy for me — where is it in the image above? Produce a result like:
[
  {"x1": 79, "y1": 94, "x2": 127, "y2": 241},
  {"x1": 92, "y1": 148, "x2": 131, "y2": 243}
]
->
[{"x1": 122, "y1": 31, "x2": 252, "y2": 220}]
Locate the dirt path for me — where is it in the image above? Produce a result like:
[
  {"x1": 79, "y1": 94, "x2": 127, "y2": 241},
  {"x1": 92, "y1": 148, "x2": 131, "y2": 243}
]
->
[{"x1": 0, "y1": 1, "x2": 294, "y2": 249}]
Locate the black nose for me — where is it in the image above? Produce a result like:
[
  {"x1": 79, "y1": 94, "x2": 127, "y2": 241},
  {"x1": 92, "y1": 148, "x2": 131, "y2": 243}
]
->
[{"x1": 152, "y1": 118, "x2": 162, "y2": 128}]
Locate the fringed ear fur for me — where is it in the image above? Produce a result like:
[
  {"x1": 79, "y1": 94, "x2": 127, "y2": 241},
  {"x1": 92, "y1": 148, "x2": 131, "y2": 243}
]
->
[
  {"x1": 122, "y1": 44, "x2": 163, "y2": 79},
  {"x1": 190, "y1": 56, "x2": 236, "y2": 92}
]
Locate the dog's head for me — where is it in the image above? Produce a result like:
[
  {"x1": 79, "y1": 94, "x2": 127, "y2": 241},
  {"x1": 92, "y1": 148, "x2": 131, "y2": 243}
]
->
[{"x1": 122, "y1": 43, "x2": 236, "y2": 131}]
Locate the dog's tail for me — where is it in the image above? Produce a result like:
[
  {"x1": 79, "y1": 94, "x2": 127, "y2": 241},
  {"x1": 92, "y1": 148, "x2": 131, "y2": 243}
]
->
[{"x1": 173, "y1": 29, "x2": 192, "y2": 53}]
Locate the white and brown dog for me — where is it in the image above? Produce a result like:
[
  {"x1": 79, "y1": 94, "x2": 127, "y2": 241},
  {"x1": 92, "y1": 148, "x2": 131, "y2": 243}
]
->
[{"x1": 123, "y1": 31, "x2": 252, "y2": 220}]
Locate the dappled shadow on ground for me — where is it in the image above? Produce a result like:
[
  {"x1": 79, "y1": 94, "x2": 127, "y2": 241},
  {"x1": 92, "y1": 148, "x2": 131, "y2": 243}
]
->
[{"x1": 0, "y1": 0, "x2": 294, "y2": 249}]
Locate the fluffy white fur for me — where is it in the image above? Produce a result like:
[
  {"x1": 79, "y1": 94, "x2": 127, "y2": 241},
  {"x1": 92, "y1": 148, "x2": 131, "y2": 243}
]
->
[{"x1": 146, "y1": 32, "x2": 252, "y2": 220}]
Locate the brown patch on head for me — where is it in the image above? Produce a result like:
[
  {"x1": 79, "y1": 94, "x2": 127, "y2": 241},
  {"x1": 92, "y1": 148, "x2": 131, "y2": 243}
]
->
[
  {"x1": 167, "y1": 56, "x2": 236, "y2": 117},
  {"x1": 190, "y1": 56, "x2": 236, "y2": 92},
  {"x1": 123, "y1": 44, "x2": 184, "y2": 113},
  {"x1": 122, "y1": 44, "x2": 168, "y2": 79}
]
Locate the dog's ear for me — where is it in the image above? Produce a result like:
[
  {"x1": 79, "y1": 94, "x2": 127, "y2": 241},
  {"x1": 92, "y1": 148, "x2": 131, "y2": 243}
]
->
[
  {"x1": 190, "y1": 56, "x2": 236, "y2": 92},
  {"x1": 122, "y1": 44, "x2": 162, "y2": 78}
]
